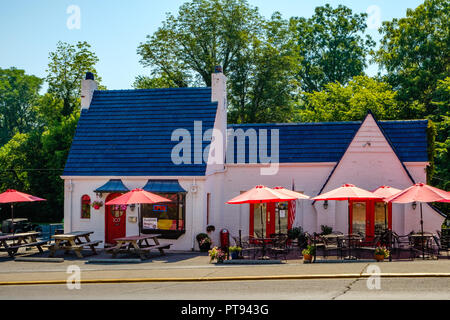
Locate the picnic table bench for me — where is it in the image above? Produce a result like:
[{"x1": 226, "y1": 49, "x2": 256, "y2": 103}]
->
[
  {"x1": 48, "y1": 231, "x2": 102, "y2": 258},
  {"x1": 105, "y1": 234, "x2": 172, "y2": 260},
  {"x1": 0, "y1": 232, "x2": 48, "y2": 257}
]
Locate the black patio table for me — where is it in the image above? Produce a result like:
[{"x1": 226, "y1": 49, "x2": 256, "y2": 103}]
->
[
  {"x1": 341, "y1": 234, "x2": 363, "y2": 260},
  {"x1": 251, "y1": 237, "x2": 274, "y2": 260}
]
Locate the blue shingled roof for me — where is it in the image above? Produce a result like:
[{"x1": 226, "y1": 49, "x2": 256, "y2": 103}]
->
[
  {"x1": 63, "y1": 86, "x2": 428, "y2": 177},
  {"x1": 228, "y1": 120, "x2": 428, "y2": 164},
  {"x1": 63, "y1": 87, "x2": 218, "y2": 176}
]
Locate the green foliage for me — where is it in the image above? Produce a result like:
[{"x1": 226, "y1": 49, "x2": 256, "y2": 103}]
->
[
  {"x1": 298, "y1": 76, "x2": 401, "y2": 122},
  {"x1": 132, "y1": 75, "x2": 180, "y2": 89},
  {"x1": 374, "y1": 0, "x2": 450, "y2": 117},
  {"x1": 291, "y1": 4, "x2": 375, "y2": 92},
  {"x1": 138, "y1": 0, "x2": 299, "y2": 124},
  {"x1": 46, "y1": 41, "x2": 103, "y2": 116},
  {"x1": 302, "y1": 245, "x2": 316, "y2": 256},
  {"x1": 0, "y1": 68, "x2": 43, "y2": 145},
  {"x1": 320, "y1": 225, "x2": 333, "y2": 235}
]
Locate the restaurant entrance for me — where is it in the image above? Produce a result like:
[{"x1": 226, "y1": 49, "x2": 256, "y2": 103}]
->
[
  {"x1": 249, "y1": 202, "x2": 290, "y2": 238},
  {"x1": 349, "y1": 200, "x2": 392, "y2": 242}
]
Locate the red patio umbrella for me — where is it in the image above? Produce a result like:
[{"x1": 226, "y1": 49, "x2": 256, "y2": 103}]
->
[
  {"x1": 272, "y1": 187, "x2": 310, "y2": 234},
  {"x1": 105, "y1": 188, "x2": 172, "y2": 236},
  {"x1": 0, "y1": 189, "x2": 46, "y2": 234},
  {"x1": 312, "y1": 184, "x2": 383, "y2": 260},
  {"x1": 385, "y1": 183, "x2": 450, "y2": 259},
  {"x1": 226, "y1": 185, "x2": 297, "y2": 237}
]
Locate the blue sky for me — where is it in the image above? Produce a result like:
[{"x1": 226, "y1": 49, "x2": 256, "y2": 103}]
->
[{"x1": 0, "y1": 0, "x2": 424, "y2": 90}]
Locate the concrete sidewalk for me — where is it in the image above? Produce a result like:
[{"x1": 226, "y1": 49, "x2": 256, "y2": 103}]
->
[{"x1": 0, "y1": 250, "x2": 449, "y2": 285}]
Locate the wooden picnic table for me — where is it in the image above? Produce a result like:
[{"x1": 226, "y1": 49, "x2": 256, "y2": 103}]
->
[
  {"x1": 0, "y1": 232, "x2": 48, "y2": 257},
  {"x1": 106, "y1": 234, "x2": 172, "y2": 260},
  {"x1": 49, "y1": 231, "x2": 102, "y2": 258}
]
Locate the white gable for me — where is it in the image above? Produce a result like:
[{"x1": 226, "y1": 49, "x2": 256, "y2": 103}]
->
[
  {"x1": 316, "y1": 113, "x2": 444, "y2": 235},
  {"x1": 323, "y1": 113, "x2": 414, "y2": 192}
]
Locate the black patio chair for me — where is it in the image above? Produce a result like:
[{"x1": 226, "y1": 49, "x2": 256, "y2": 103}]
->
[
  {"x1": 433, "y1": 232, "x2": 450, "y2": 259},
  {"x1": 240, "y1": 236, "x2": 263, "y2": 259},
  {"x1": 391, "y1": 232, "x2": 414, "y2": 260},
  {"x1": 267, "y1": 234, "x2": 289, "y2": 260},
  {"x1": 321, "y1": 235, "x2": 343, "y2": 260}
]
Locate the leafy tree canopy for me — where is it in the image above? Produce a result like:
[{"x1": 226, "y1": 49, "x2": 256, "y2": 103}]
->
[
  {"x1": 0, "y1": 68, "x2": 43, "y2": 145},
  {"x1": 298, "y1": 76, "x2": 401, "y2": 122},
  {"x1": 374, "y1": 0, "x2": 450, "y2": 117},
  {"x1": 291, "y1": 4, "x2": 375, "y2": 93}
]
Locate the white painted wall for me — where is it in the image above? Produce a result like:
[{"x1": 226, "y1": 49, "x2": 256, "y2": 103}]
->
[{"x1": 62, "y1": 177, "x2": 205, "y2": 251}]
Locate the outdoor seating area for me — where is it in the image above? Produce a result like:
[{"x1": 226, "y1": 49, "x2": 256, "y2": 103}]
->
[{"x1": 226, "y1": 228, "x2": 450, "y2": 263}]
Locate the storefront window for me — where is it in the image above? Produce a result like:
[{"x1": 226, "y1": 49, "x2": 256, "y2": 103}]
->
[
  {"x1": 141, "y1": 193, "x2": 186, "y2": 238},
  {"x1": 81, "y1": 195, "x2": 91, "y2": 219}
]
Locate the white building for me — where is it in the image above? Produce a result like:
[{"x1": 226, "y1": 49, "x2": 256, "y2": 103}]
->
[{"x1": 61, "y1": 70, "x2": 445, "y2": 251}]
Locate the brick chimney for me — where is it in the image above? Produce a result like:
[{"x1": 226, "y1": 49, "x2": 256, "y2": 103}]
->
[{"x1": 81, "y1": 72, "x2": 98, "y2": 110}]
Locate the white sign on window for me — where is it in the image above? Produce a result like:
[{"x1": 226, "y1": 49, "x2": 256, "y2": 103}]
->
[
  {"x1": 279, "y1": 210, "x2": 286, "y2": 218},
  {"x1": 143, "y1": 218, "x2": 157, "y2": 229}
]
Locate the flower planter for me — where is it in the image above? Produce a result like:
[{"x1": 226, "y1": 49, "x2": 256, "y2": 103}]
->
[
  {"x1": 303, "y1": 254, "x2": 312, "y2": 262},
  {"x1": 374, "y1": 254, "x2": 385, "y2": 262},
  {"x1": 93, "y1": 205, "x2": 100, "y2": 210}
]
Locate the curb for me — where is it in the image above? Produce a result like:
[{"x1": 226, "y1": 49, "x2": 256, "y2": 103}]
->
[{"x1": 1, "y1": 273, "x2": 450, "y2": 286}]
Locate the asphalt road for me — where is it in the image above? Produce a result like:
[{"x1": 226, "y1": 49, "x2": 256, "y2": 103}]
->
[{"x1": 1, "y1": 277, "x2": 449, "y2": 300}]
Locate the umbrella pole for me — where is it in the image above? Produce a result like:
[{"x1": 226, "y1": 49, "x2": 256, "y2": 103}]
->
[
  {"x1": 420, "y1": 202, "x2": 424, "y2": 260},
  {"x1": 385, "y1": 203, "x2": 392, "y2": 262},
  {"x1": 278, "y1": 204, "x2": 281, "y2": 234},
  {"x1": 260, "y1": 204, "x2": 264, "y2": 237},
  {"x1": 11, "y1": 204, "x2": 14, "y2": 235},
  {"x1": 138, "y1": 204, "x2": 141, "y2": 237}
]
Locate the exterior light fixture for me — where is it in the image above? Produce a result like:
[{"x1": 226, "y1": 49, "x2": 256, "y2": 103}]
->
[
  {"x1": 323, "y1": 200, "x2": 328, "y2": 210},
  {"x1": 412, "y1": 202, "x2": 417, "y2": 210},
  {"x1": 130, "y1": 204, "x2": 136, "y2": 212},
  {"x1": 95, "y1": 192, "x2": 103, "y2": 198}
]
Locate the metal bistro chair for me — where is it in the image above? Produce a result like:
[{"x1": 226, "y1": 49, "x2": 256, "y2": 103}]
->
[
  {"x1": 268, "y1": 234, "x2": 289, "y2": 261},
  {"x1": 434, "y1": 230, "x2": 450, "y2": 259},
  {"x1": 321, "y1": 235, "x2": 343, "y2": 260},
  {"x1": 241, "y1": 235, "x2": 263, "y2": 259},
  {"x1": 391, "y1": 232, "x2": 414, "y2": 260}
]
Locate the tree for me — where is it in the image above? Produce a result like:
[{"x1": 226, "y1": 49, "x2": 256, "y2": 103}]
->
[
  {"x1": 291, "y1": 4, "x2": 375, "y2": 93},
  {"x1": 132, "y1": 75, "x2": 179, "y2": 89},
  {"x1": 0, "y1": 68, "x2": 42, "y2": 145},
  {"x1": 227, "y1": 12, "x2": 300, "y2": 123},
  {"x1": 298, "y1": 76, "x2": 401, "y2": 122},
  {"x1": 430, "y1": 77, "x2": 450, "y2": 190},
  {"x1": 46, "y1": 41, "x2": 102, "y2": 116},
  {"x1": 137, "y1": 0, "x2": 262, "y2": 88},
  {"x1": 138, "y1": 0, "x2": 300, "y2": 123},
  {"x1": 374, "y1": 0, "x2": 450, "y2": 118}
]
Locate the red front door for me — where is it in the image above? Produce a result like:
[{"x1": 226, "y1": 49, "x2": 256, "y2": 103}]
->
[
  {"x1": 105, "y1": 193, "x2": 126, "y2": 245},
  {"x1": 249, "y1": 202, "x2": 291, "y2": 238},
  {"x1": 349, "y1": 200, "x2": 392, "y2": 243}
]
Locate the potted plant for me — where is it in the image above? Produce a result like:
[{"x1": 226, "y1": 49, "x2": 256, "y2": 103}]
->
[
  {"x1": 208, "y1": 246, "x2": 226, "y2": 263},
  {"x1": 374, "y1": 246, "x2": 390, "y2": 262},
  {"x1": 288, "y1": 226, "x2": 307, "y2": 249},
  {"x1": 228, "y1": 246, "x2": 242, "y2": 259},
  {"x1": 301, "y1": 245, "x2": 316, "y2": 263},
  {"x1": 196, "y1": 233, "x2": 212, "y2": 252},
  {"x1": 91, "y1": 200, "x2": 103, "y2": 210}
]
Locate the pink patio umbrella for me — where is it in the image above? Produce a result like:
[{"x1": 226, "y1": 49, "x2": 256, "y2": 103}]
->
[
  {"x1": 385, "y1": 183, "x2": 450, "y2": 259},
  {"x1": 105, "y1": 188, "x2": 172, "y2": 236},
  {"x1": 312, "y1": 184, "x2": 383, "y2": 259},
  {"x1": 226, "y1": 185, "x2": 297, "y2": 238},
  {"x1": 0, "y1": 189, "x2": 46, "y2": 234},
  {"x1": 272, "y1": 187, "x2": 310, "y2": 234}
]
